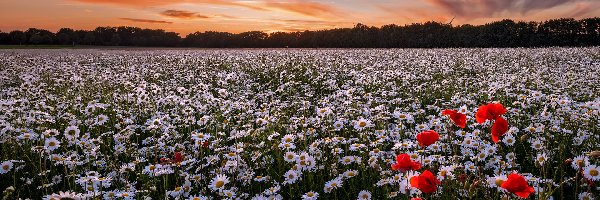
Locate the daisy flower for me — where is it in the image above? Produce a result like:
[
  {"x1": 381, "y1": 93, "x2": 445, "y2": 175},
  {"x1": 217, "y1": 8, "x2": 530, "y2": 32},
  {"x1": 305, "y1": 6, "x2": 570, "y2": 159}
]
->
[
  {"x1": 45, "y1": 137, "x2": 61, "y2": 151},
  {"x1": 210, "y1": 174, "x2": 229, "y2": 191},
  {"x1": 357, "y1": 190, "x2": 372, "y2": 200},
  {"x1": 301, "y1": 191, "x2": 318, "y2": 200},
  {"x1": 572, "y1": 155, "x2": 589, "y2": 170},
  {"x1": 63, "y1": 125, "x2": 80, "y2": 141},
  {"x1": 353, "y1": 118, "x2": 372, "y2": 131},
  {"x1": 0, "y1": 161, "x2": 13, "y2": 174},
  {"x1": 583, "y1": 165, "x2": 599, "y2": 181}
]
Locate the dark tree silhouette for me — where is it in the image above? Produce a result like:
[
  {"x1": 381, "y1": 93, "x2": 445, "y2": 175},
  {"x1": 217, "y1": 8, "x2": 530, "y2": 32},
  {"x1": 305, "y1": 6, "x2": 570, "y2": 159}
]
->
[{"x1": 1, "y1": 17, "x2": 600, "y2": 48}]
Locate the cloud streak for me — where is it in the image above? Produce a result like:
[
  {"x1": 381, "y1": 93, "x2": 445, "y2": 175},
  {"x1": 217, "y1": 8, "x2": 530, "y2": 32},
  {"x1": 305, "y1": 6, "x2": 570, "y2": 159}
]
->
[
  {"x1": 425, "y1": 0, "x2": 578, "y2": 17},
  {"x1": 72, "y1": 0, "x2": 344, "y2": 19},
  {"x1": 119, "y1": 17, "x2": 173, "y2": 24},
  {"x1": 160, "y1": 10, "x2": 209, "y2": 19}
]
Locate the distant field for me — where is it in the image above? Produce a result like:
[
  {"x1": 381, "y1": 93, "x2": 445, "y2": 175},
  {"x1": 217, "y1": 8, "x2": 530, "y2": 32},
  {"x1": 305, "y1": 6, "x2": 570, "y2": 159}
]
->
[{"x1": 0, "y1": 48, "x2": 598, "y2": 200}]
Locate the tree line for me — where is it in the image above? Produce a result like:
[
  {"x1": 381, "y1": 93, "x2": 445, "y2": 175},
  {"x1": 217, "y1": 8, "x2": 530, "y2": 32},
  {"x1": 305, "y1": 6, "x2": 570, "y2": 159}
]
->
[{"x1": 1, "y1": 18, "x2": 599, "y2": 48}]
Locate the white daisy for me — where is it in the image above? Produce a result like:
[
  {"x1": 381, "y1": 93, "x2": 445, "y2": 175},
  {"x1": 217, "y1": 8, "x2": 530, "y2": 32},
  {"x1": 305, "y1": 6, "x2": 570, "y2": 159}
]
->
[
  {"x1": 301, "y1": 191, "x2": 318, "y2": 200},
  {"x1": 45, "y1": 137, "x2": 61, "y2": 151},
  {"x1": 357, "y1": 190, "x2": 371, "y2": 200},
  {"x1": 209, "y1": 174, "x2": 229, "y2": 191},
  {"x1": 63, "y1": 125, "x2": 80, "y2": 141},
  {"x1": 353, "y1": 118, "x2": 372, "y2": 131},
  {"x1": 583, "y1": 165, "x2": 600, "y2": 181},
  {"x1": 0, "y1": 161, "x2": 13, "y2": 174}
]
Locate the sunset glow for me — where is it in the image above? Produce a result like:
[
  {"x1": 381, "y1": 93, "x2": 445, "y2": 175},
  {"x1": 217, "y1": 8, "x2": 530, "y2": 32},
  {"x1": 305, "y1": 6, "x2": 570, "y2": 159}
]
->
[{"x1": 1, "y1": 0, "x2": 599, "y2": 35}]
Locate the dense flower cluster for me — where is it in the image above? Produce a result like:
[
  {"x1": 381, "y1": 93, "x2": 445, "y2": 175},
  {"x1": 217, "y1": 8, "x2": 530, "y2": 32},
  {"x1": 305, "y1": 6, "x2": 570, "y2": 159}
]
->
[{"x1": 0, "y1": 48, "x2": 598, "y2": 199}]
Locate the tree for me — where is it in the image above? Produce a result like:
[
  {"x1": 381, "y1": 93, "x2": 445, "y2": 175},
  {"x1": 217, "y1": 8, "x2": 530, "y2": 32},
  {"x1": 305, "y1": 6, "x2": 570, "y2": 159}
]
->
[
  {"x1": 9, "y1": 31, "x2": 27, "y2": 45},
  {"x1": 0, "y1": 31, "x2": 10, "y2": 44},
  {"x1": 3, "y1": 17, "x2": 599, "y2": 48},
  {"x1": 83, "y1": 32, "x2": 96, "y2": 45},
  {"x1": 57, "y1": 28, "x2": 78, "y2": 45}
]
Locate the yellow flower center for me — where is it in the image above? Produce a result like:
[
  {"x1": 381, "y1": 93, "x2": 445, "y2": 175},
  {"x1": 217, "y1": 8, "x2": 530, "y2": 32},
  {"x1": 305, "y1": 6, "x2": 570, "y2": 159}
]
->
[
  {"x1": 358, "y1": 121, "x2": 367, "y2": 127},
  {"x1": 590, "y1": 169, "x2": 599, "y2": 176},
  {"x1": 215, "y1": 180, "x2": 225, "y2": 188},
  {"x1": 495, "y1": 179, "x2": 505, "y2": 187}
]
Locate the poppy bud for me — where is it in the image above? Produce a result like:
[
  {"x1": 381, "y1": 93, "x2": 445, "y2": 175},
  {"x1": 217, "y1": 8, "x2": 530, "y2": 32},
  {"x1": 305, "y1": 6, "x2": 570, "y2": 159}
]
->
[
  {"x1": 459, "y1": 174, "x2": 468, "y2": 182},
  {"x1": 565, "y1": 158, "x2": 572, "y2": 164},
  {"x1": 174, "y1": 151, "x2": 184, "y2": 163}
]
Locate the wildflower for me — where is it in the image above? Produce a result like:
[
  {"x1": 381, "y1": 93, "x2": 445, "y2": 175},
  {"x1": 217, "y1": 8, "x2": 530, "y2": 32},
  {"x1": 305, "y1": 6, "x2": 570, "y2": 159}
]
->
[
  {"x1": 578, "y1": 192, "x2": 594, "y2": 200},
  {"x1": 501, "y1": 173, "x2": 535, "y2": 198},
  {"x1": 301, "y1": 191, "x2": 318, "y2": 200},
  {"x1": 410, "y1": 170, "x2": 441, "y2": 194},
  {"x1": 583, "y1": 165, "x2": 599, "y2": 181},
  {"x1": 442, "y1": 109, "x2": 466, "y2": 128},
  {"x1": 357, "y1": 190, "x2": 371, "y2": 200},
  {"x1": 476, "y1": 103, "x2": 508, "y2": 143},
  {"x1": 209, "y1": 174, "x2": 229, "y2": 191},
  {"x1": 42, "y1": 191, "x2": 84, "y2": 200},
  {"x1": 283, "y1": 170, "x2": 301, "y2": 185},
  {"x1": 391, "y1": 154, "x2": 421, "y2": 172},
  {"x1": 416, "y1": 130, "x2": 439, "y2": 148},
  {"x1": 572, "y1": 155, "x2": 589, "y2": 170},
  {"x1": 476, "y1": 103, "x2": 507, "y2": 123},
  {"x1": 0, "y1": 161, "x2": 13, "y2": 174},
  {"x1": 63, "y1": 125, "x2": 80, "y2": 141},
  {"x1": 491, "y1": 116, "x2": 508, "y2": 143},
  {"x1": 44, "y1": 137, "x2": 61, "y2": 151},
  {"x1": 353, "y1": 118, "x2": 372, "y2": 131},
  {"x1": 173, "y1": 151, "x2": 184, "y2": 163}
]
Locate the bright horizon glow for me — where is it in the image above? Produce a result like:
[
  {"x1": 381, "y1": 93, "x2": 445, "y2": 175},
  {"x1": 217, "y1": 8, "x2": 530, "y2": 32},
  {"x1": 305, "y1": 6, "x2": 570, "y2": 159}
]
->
[{"x1": 1, "y1": 0, "x2": 599, "y2": 36}]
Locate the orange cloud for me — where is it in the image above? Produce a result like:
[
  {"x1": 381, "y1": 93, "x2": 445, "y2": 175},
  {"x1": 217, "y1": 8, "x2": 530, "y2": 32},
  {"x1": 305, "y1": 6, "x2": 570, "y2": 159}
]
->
[
  {"x1": 119, "y1": 17, "x2": 173, "y2": 24},
  {"x1": 160, "y1": 10, "x2": 209, "y2": 19},
  {"x1": 569, "y1": 2, "x2": 600, "y2": 18},
  {"x1": 72, "y1": 0, "x2": 343, "y2": 19},
  {"x1": 261, "y1": 1, "x2": 342, "y2": 19}
]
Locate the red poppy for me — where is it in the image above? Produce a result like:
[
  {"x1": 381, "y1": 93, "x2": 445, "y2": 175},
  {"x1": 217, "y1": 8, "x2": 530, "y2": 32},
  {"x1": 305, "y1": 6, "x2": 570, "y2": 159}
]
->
[
  {"x1": 501, "y1": 173, "x2": 535, "y2": 198},
  {"x1": 416, "y1": 130, "x2": 439, "y2": 147},
  {"x1": 491, "y1": 116, "x2": 508, "y2": 143},
  {"x1": 173, "y1": 151, "x2": 184, "y2": 163},
  {"x1": 391, "y1": 154, "x2": 421, "y2": 172},
  {"x1": 410, "y1": 170, "x2": 441, "y2": 194},
  {"x1": 476, "y1": 103, "x2": 509, "y2": 143},
  {"x1": 476, "y1": 103, "x2": 507, "y2": 124},
  {"x1": 442, "y1": 109, "x2": 467, "y2": 128},
  {"x1": 410, "y1": 198, "x2": 423, "y2": 200}
]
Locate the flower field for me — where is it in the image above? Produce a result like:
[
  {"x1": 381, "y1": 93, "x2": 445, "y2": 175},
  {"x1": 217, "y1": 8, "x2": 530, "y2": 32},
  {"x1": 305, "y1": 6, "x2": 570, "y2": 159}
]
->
[{"x1": 0, "y1": 48, "x2": 599, "y2": 199}]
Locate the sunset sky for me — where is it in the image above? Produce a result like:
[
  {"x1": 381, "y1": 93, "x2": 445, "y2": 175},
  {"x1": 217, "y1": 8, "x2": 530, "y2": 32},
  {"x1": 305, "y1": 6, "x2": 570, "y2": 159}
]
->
[{"x1": 1, "y1": 0, "x2": 599, "y2": 36}]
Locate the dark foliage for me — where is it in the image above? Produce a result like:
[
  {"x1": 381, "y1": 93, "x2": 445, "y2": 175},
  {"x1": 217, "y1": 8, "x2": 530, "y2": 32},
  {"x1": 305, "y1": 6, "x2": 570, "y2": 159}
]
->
[{"x1": 1, "y1": 18, "x2": 599, "y2": 48}]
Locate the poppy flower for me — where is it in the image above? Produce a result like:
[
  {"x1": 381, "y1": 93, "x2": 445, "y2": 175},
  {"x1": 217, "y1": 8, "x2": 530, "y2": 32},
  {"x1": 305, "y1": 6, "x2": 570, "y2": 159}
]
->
[
  {"x1": 442, "y1": 109, "x2": 466, "y2": 128},
  {"x1": 476, "y1": 103, "x2": 507, "y2": 124},
  {"x1": 476, "y1": 103, "x2": 509, "y2": 143},
  {"x1": 491, "y1": 116, "x2": 508, "y2": 143},
  {"x1": 173, "y1": 151, "x2": 184, "y2": 163},
  {"x1": 410, "y1": 170, "x2": 441, "y2": 194},
  {"x1": 416, "y1": 130, "x2": 439, "y2": 147},
  {"x1": 391, "y1": 154, "x2": 421, "y2": 172},
  {"x1": 501, "y1": 173, "x2": 535, "y2": 198}
]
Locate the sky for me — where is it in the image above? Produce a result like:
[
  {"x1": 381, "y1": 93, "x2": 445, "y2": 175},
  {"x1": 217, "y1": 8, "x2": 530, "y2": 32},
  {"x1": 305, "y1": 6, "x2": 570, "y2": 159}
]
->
[{"x1": 1, "y1": 0, "x2": 599, "y2": 36}]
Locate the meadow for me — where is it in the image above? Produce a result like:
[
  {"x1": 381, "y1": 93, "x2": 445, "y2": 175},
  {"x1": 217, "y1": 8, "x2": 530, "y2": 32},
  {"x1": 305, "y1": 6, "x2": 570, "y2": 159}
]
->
[{"x1": 0, "y1": 48, "x2": 598, "y2": 200}]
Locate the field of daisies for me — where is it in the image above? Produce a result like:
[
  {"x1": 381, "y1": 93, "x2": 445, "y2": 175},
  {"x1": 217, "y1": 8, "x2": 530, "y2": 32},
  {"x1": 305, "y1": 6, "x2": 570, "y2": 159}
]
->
[{"x1": 0, "y1": 48, "x2": 599, "y2": 200}]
